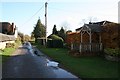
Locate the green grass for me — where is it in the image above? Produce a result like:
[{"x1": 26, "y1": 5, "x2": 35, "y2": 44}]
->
[
  {"x1": 0, "y1": 48, "x2": 16, "y2": 62},
  {"x1": 0, "y1": 40, "x2": 22, "y2": 62},
  {"x1": 0, "y1": 48, "x2": 15, "y2": 56},
  {"x1": 33, "y1": 42, "x2": 119, "y2": 79}
]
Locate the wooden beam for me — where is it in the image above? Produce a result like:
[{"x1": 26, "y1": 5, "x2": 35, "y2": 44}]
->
[
  {"x1": 81, "y1": 32, "x2": 82, "y2": 43},
  {"x1": 71, "y1": 42, "x2": 73, "y2": 50},
  {"x1": 89, "y1": 30, "x2": 92, "y2": 51},
  {"x1": 79, "y1": 43, "x2": 82, "y2": 52}
]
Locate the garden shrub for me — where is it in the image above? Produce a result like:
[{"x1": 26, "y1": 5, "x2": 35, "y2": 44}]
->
[
  {"x1": 6, "y1": 43, "x2": 15, "y2": 48},
  {"x1": 104, "y1": 48, "x2": 120, "y2": 57},
  {"x1": 47, "y1": 34, "x2": 63, "y2": 48}
]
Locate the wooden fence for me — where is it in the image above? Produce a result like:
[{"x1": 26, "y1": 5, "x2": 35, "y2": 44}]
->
[{"x1": 71, "y1": 43, "x2": 103, "y2": 53}]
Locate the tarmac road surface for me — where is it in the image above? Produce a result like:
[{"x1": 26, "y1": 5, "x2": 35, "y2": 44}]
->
[{"x1": 2, "y1": 46, "x2": 80, "y2": 79}]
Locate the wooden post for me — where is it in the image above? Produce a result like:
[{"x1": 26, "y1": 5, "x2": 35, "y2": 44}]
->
[
  {"x1": 99, "y1": 33, "x2": 102, "y2": 51},
  {"x1": 81, "y1": 31, "x2": 83, "y2": 43},
  {"x1": 89, "y1": 30, "x2": 92, "y2": 52},
  {"x1": 71, "y1": 43, "x2": 73, "y2": 50},
  {"x1": 80, "y1": 31, "x2": 83, "y2": 52},
  {"x1": 79, "y1": 43, "x2": 81, "y2": 52}
]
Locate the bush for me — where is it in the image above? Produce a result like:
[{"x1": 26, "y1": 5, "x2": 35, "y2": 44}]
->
[
  {"x1": 47, "y1": 39, "x2": 63, "y2": 48},
  {"x1": 6, "y1": 43, "x2": 15, "y2": 48},
  {"x1": 48, "y1": 34, "x2": 63, "y2": 41},
  {"x1": 104, "y1": 48, "x2": 120, "y2": 57},
  {"x1": 47, "y1": 34, "x2": 63, "y2": 48}
]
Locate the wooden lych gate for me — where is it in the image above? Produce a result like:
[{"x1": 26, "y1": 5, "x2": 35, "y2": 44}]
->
[{"x1": 71, "y1": 24, "x2": 103, "y2": 53}]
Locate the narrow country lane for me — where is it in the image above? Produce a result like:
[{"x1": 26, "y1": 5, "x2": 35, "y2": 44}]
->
[{"x1": 2, "y1": 46, "x2": 80, "y2": 79}]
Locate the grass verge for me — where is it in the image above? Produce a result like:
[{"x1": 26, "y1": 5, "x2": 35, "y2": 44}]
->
[
  {"x1": 0, "y1": 40, "x2": 22, "y2": 62},
  {"x1": 33, "y1": 42, "x2": 119, "y2": 79},
  {"x1": 0, "y1": 48, "x2": 15, "y2": 63}
]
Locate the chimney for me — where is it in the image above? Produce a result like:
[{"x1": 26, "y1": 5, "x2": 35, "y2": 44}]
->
[
  {"x1": 12, "y1": 23, "x2": 14, "y2": 33},
  {"x1": 14, "y1": 25, "x2": 18, "y2": 38}
]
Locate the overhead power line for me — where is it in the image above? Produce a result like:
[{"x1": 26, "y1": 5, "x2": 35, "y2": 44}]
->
[
  {"x1": 20, "y1": 0, "x2": 50, "y2": 27},
  {"x1": 20, "y1": 5, "x2": 44, "y2": 27}
]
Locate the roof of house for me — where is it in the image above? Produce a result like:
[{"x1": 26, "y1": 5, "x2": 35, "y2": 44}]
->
[
  {"x1": 76, "y1": 24, "x2": 102, "y2": 32},
  {"x1": 0, "y1": 22, "x2": 11, "y2": 28},
  {"x1": 89, "y1": 20, "x2": 112, "y2": 25},
  {"x1": 76, "y1": 20, "x2": 113, "y2": 32},
  {"x1": 0, "y1": 22, "x2": 15, "y2": 35},
  {"x1": 0, "y1": 33, "x2": 15, "y2": 42}
]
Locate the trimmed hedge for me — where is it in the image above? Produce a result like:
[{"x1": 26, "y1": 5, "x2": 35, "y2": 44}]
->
[
  {"x1": 47, "y1": 39, "x2": 63, "y2": 48},
  {"x1": 47, "y1": 34, "x2": 64, "y2": 48},
  {"x1": 48, "y1": 34, "x2": 63, "y2": 41}
]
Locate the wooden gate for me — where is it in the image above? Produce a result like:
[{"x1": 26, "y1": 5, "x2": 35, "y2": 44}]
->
[{"x1": 72, "y1": 43, "x2": 102, "y2": 53}]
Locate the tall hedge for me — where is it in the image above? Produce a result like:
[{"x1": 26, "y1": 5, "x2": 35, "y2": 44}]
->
[{"x1": 47, "y1": 34, "x2": 63, "y2": 48}]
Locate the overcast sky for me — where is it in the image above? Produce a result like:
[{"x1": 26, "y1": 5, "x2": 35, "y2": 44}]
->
[{"x1": 0, "y1": 0, "x2": 119, "y2": 36}]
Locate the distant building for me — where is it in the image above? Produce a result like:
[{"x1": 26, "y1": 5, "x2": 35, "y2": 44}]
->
[
  {"x1": 0, "y1": 22, "x2": 18, "y2": 38},
  {"x1": 0, "y1": 22, "x2": 15, "y2": 35},
  {"x1": 14, "y1": 26, "x2": 18, "y2": 38},
  {"x1": 0, "y1": 22, "x2": 18, "y2": 50}
]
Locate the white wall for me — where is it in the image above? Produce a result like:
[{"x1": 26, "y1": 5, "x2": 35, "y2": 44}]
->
[
  {"x1": 14, "y1": 27, "x2": 18, "y2": 39},
  {"x1": 0, "y1": 40, "x2": 15, "y2": 50}
]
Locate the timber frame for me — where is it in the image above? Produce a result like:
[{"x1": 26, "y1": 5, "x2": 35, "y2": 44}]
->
[{"x1": 71, "y1": 24, "x2": 103, "y2": 53}]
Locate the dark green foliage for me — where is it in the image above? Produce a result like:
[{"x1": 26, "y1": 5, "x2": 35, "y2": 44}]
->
[
  {"x1": 104, "y1": 48, "x2": 120, "y2": 57},
  {"x1": 47, "y1": 39, "x2": 63, "y2": 48},
  {"x1": 48, "y1": 34, "x2": 63, "y2": 41},
  {"x1": 52, "y1": 25, "x2": 66, "y2": 42},
  {"x1": 47, "y1": 34, "x2": 63, "y2": 48},
  {"x1": 58, "y1": 27, "x2": 66, "y2": 41},
  {"x1": 36, "y1": 38, "x2": 46, "y2": 45},
  {"x1": 52, "y1": 24, "x2": 58, "y2": 35},
  {"x1": 18, "y1": 31, "x2": 24, "y2": 43},
  {"x1": 33, "y1": 19, "x2": 46, "y2": 40},
  {"x1": 31, "y1": 32, "x2": 35, "y2": 39}
]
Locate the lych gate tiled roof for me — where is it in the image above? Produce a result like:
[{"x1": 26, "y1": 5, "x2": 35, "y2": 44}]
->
[
  {"x1": 76, "y1": 20, "x2": 113, "y2": 33},
  {"x1": 0, "y1": 33, "x2": 15, "y2": 42},
  {"x1": 85, "y1": 24, "x2": 102, "y2": 32},
  {"x1": 89, "y1": 20, "x2": 112, "y2": 26},
  {"x1": 76, "y1": 24, "x2": 102, "y2": 33}
]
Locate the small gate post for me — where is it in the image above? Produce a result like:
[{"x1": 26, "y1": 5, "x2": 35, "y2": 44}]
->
[
  {"x1": 71, "y1": 43, "x2": 73, "y2": 50},
  {"x1": 79, "y1": 43, "x2": 82, "y2": 52},
  {"x1": 100, "y1": 43, "x2": 102, "y2": 51}
]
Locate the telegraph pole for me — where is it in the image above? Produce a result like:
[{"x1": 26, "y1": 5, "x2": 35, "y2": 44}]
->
[{"x1": 45, "y1": 2, "x2": 48, "y2": 44}]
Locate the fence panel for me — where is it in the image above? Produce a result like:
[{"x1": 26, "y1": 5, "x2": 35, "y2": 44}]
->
[{"x1": 72, "y1": 43, "x2": 102, "y2": 53}]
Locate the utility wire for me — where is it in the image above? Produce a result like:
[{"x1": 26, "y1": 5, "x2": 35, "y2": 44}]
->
[
  {"x1": 20, "y1": 5, "x2": 44, "y2": 27},
  {"x1": 21, "y1": 0, "x2": 50, "y2": 27}
]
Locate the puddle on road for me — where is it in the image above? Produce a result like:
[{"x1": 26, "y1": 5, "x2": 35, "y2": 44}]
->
[
  {"x1": 46, "y1": 59, "x2": 78, "y2": 78},
  {"x1": 32, "y1": 50, "x2": 79, "y2": 79},
  {"x1": 46, "y1": 59, "x2": 59, "y2": 67}
]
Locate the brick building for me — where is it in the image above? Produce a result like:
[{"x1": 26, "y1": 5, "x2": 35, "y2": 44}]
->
[{"x1": 0, "y1": 22, "x2": 16, "y2": 35}]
